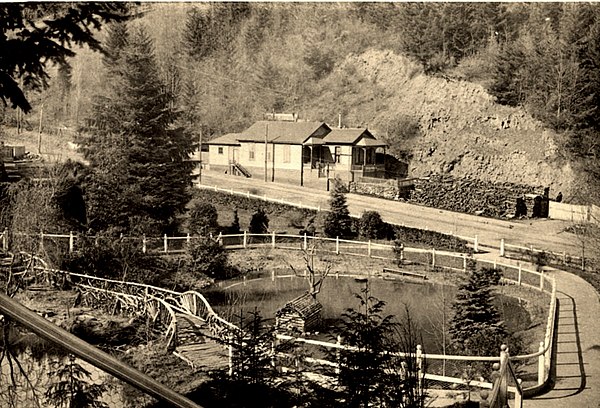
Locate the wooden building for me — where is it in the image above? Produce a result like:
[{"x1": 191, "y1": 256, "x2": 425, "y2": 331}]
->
[{"x1": 275, "y1": 292, "x2": 323, "y2": 334}]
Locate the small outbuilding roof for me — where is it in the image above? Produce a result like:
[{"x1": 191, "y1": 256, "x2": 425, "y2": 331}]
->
[
  {"x1": 206, "y1": 133, "x2": 241, "y2": 146},
  {"x1": 276, "y1": 292, "x2": 323, "y2": 318},
  {"x1": 237, "y1": 121, "x2": 331, "y2": 145}
]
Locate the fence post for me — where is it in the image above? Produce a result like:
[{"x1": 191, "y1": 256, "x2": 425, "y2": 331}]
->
[
  {"x1": 228, "y1": 337, "x2": 234, "y2": 377},
  {"x1": 247, "y1": 191, "x2": 250, "y2": 198},
  {"x1": 186, "y1": 233, "x2": 190, "y2": 246},
  {"x1": 1, "y1": 228, "x2": 6, "y2": 251},
  {"x1": 272, "y1": 231, "x2": 276, "y2": 249},
  {"x1": 218, "y1": 232, "x2": 222, "y2": 245},
  {"x1": 493, "y1": 259, "x2": 497, "y2": 269},
  {"x1": 368, "y1": 240, "x2": 372, "y2": 257},
  {"x1": 499, "y1": 345, "x2": 509, "y2": 406},
  {"x1": 271, "y1": 269, "x2": 275, "y2": 282},
  {"x1": 474, "y1": 235, "x2": 478, "y2": 253},
  {"x1": 463, "y1": 254, "x2": 467, "y2": 272},
  {"x1": 518, "y1": 263, "x2": 522, "y2": 286},
  {"x1": 500, "y1": 238, "x2": 505, "y2": 257},
  {"x1": 163, "y1": 234, "x2": 168, "y2": 253},
  {"x1": 416, "y1": 344, "x2": 423, "y2": 391},
  {"x1": 243, "y1": 231, "x2": 247, "y2": 248},
  {"x1": 317, "y1": 205, "x2": 321, "y2": 212},
  {"x1": 399, "y1": 244, "x2": 404, "y2": 264},
  {"x1": 303, "y1": 233, "x2": 307, "y2": 251},
  {"x1": 69, "y1": 231, "x2": 74, "y2": 254},
  {"x1": 539, "y1": 270, "x2": 544, "y2": 291},
  {"x1": 562, "y1": 251, "x2": 566, "y2": 265},
  {"x1": 40, "y1": 230, "x2": 44, "y2": 251},
  {"x1": 431, "y1": 248, "x2": 436, "y2": 268},
  {"x1": 142, "y1": 235, "x2": 147, "y2": 254},
  {"x1": 336, "y1": 236, "x2": 340, "y2": 255},
  {"x1": 538, "y1": 341, "x2": 545, "y2": 385},
  {"x1": 335, "y1": 335, "x2": 342, "y2": 375}
]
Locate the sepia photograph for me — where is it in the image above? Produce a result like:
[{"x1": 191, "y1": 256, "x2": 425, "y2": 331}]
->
[{"x1": 0, "y1": 2, "x2": 599, "y2": 407}]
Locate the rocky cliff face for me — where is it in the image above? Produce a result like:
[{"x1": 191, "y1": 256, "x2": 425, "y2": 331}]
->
[{"x1": 311, "y1": 50, "x2": 576, "y2": 199}]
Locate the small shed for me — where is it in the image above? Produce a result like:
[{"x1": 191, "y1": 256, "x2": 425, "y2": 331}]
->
[{"x1": 276, "y1": 292, "x2": 323, "y2": 334}]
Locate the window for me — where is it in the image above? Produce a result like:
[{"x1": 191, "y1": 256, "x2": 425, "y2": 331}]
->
[
  {"x1": 249, "y1": 143, "x2": 255, "y2": 161},
  {"x1": 334, "y1": 146, "x2": 341, "y2": 163},
  {"x1": 218, "y1": 147, "x2": 224, "y2": 155},
  {"x1": 283, "y1": 145, "x2": 291, "y2": 163}
]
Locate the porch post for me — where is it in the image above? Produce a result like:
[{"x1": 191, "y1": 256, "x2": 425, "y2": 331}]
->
[
  {"x1": 310, "y1": 146, "x2": 313, "y2": 170},
  {"x1": 300, "y1": 145, "x2": 304, "y2": 186}
]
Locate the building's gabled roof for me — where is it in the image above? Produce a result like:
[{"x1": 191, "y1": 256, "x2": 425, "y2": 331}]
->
[
  {"x1": 276, "y1": 292, "x2": 323, "y2": 318},
  {"x1": 323, "y1": 128, "x2": 375, "y2": 145},
  {"x1": 237, "y1": 121, "x2": 331, "y2": 145},
  {"x1": 206, "y1": 133, "x2": 241, "y2": 146}
]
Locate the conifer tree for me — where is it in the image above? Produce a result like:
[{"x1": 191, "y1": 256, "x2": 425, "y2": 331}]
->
[
  {"x1": 323, "y1": 178, "x2": 354, "y2": 239},
  {"x1": 449, "y1": 264, "x2": 508, "y2": 356},
  {"x1": 334, "y1": 282, "x2": 424, "y2": 408},
  {"x1": 81, "y1": 24, "x2": 194, "y2": 234}
]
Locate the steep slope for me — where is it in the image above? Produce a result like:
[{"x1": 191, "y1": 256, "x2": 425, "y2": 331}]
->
[{"x1": 306, "y1": 50, "x2": 576, "y2": 198}]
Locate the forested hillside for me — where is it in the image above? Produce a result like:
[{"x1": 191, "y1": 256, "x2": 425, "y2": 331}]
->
[{"x1": 5, "y1": 2, "x2": 600, "y2": 202}]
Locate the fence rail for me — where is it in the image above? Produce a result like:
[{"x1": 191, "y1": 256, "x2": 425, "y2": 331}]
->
[{"x1": 4, "y1": 231, "x2": 557, "y2": 396}]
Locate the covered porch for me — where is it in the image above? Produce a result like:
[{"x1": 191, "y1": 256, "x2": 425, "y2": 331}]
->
[{"x1": 351, "y1": 138, "x2": 387, "y2": 178}]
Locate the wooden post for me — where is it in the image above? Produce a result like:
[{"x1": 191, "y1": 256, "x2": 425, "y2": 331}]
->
[
  {"x1": 474, "y1": 235, "x2": 478, "y2": 253},
  {"x1": 247, "y1": 190, "x2": 250, "y2": 198},
  {"x1": 462, "y1": 254, "x2": 467, "y2": 272},
  {"x1": 69, "y1": 231, "x2": 74, "y2": 254},
  {"x1": 218, "y1": 232, "x2": 222, "y2": 245},
  {"x1": 399, "y1": 244, "x2": 404, "y2": 264},
  {"x1": 499, "y1": 345, "x2": 508, "y2": 406},
  {"x1": 538, "y1": 341, "x2": 545, "y2": 385},
  {"x1": 142, "y1": 235, "x2": 147, "y2": 254},
  {"x1": 368, "y1": 240, "x2": 372, "y2": 257},
  {"x1": 186, "y1": 233, "x2": 190, "y2": 246},
  {"x1": 518, "y1": 263, "x2": 522, "y2": 286},
  {"x1": 500, "y1": 238, "x2": 505, "y2": 257},
  {"x1": 271, "y1": 269, "x2": 275, "y2": 282},
  {"x1": 336, "y1": 236, "x2": 340, "y2": 255},
  {"x1": 40, "y1": 231, "x2": 44, "y2": 251},
  {"x1": 163, "y1": 234, "x2": 168, "y2": 253},
  {"x1": 416, "y1": 344, "x2": 423, "y2": 391},
  {"x1": 539, "y1": 270, "x2": 544, "y2": 291},
  {"x1": 493, "y1": 259, "x2": 497, "y2": 269},
  {"x1": 431, "y1": 248, "x2": 436, "y2": 267},
  {"x1": 272, "y1": 231, "x2": 276, "y2": 249},
  {"x1": 335, "y1": 336, "x2": 342, "y2": 375},
  {"x1": 1, "y1": 228, "x2": 7, "y2": 251},
  {"x1": 243, "y1": 231, "x2": 247, "y2": 248},
  {"x1": 303, "y1": 233, "x2": 307, "y2": 250}
]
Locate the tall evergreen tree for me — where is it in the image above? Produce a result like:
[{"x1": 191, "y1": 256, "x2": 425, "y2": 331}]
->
[
  {"x1": 449, "y1": 264, "x2": 508, "y2": 356},
  {"x1": 323, "y1": 179, "x2": 354, "y2": 239},
  {"x1": 82, "y1": 24, "x2": 194, "y2": 234}
]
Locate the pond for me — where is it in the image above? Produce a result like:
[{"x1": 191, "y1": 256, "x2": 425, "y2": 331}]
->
[{"x1": 203, "y1": 274, "x2": 531, "y2": 354}]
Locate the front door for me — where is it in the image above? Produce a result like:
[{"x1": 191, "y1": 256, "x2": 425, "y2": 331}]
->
[{"x1": 232, "y1": 147, "x2": 240, "y2": 163}]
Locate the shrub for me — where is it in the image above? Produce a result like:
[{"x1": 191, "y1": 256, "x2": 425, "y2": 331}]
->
[
  {"x1": 323, "y1": 179, "x2": 354, "y2": 239},
  {"x1": 187, "y1": 200, "x2": 219, "y2": 236},
  {"x1": 358, "y1": 211, "x2": 386, "y2": 239},
  {"x1": 286, "y1": 209, "x2": 307, "y2": 229},
  {"x1": 60, "y1": 234, "x2": 171, "y2": 286},
  {"x1": 184, "y1": 236, "x2": 233, "y2": 280},
  {"x1": 249, "y1": 208, "x2": 269, "y2": 234}
]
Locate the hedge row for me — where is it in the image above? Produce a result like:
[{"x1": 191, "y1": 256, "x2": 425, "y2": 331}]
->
[
  {"x1": 194, "y1": 189, "x2": 471, "y2": 253},
  {"x1": 193, "y1": 189, "x2": 317, "y2": 219}
]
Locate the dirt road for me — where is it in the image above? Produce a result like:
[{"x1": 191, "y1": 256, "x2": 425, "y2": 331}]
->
[{"x1": 199, "y1": 172, "x2": 583, "y2": 256}]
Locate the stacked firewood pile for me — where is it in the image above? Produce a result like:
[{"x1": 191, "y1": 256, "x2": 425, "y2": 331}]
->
[{"x1": 409, "y1": 174, "x2": 543, "y2": 218}]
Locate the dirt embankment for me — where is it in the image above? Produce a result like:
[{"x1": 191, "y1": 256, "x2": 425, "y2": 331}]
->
[{"x1": 314, "y1": 50, "x2": 577, "y2": 199}]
